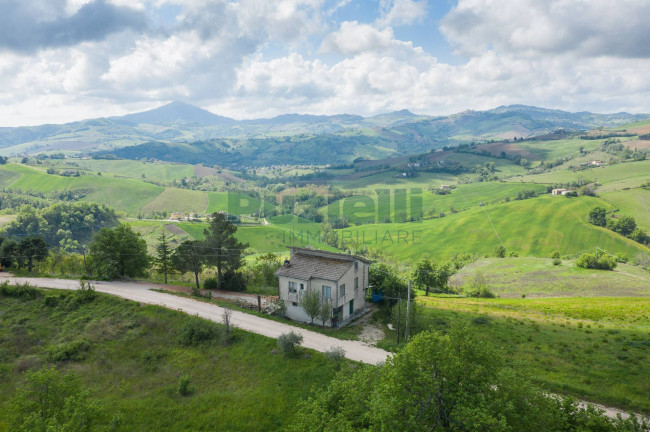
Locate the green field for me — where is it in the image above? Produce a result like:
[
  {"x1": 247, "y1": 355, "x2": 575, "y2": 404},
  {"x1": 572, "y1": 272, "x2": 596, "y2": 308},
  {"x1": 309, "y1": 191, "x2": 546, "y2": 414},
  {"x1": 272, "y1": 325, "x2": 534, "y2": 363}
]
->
[
  {"x1": 0, "y1": 288, "x2": 339, "y2": 431},
  {"x1": 1, "y1": 163, "x2": 164, "y2": 213},
  {"x1": 450, "y1": 257, "x2": 650, "y2": 297},
  {"x1": 59, "y1": 159, "x2": 194, "y2": 182},
  {"x1": 601, "y1": 188, "x2": 650, "y2": 230},
  {"x1": 141, "y1": 188, "x2": 209, "y2": 215},
  {"x1": 205, "y1": 192, "x2": 275, "y2": 215},
  {"x1": 391, "y1": 295, "x2": 650, "y2": 413},
  {"x1": 509, "y1": 160, "x2": 650, "y2": 192},
  {"x1": 339, "y1": 195, "x2": 650, "y2": 261},
  {"x1": 322, "y1": 182, "x2": 548, "y2": 224}
]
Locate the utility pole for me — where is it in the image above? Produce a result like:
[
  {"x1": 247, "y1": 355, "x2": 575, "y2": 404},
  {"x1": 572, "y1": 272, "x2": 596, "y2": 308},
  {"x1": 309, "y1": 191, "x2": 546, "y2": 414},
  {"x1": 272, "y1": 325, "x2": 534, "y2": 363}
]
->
[
  {"x1": 405, "y1": 280, "x2": 411, "y2": 343},
  {"x1": 396, "y1": 290, "x2": 401, "y2": 344}
]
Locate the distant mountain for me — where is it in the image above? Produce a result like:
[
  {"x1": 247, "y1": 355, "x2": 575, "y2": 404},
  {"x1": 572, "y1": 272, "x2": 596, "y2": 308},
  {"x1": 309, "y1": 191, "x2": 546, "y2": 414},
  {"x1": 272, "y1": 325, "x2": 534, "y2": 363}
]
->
[
  {"x1": 0, "y1": 102, "x2": 647, "y2": 160},
  {"x1": 113, "y1": 101, "x2": 236, "y2": 126}
]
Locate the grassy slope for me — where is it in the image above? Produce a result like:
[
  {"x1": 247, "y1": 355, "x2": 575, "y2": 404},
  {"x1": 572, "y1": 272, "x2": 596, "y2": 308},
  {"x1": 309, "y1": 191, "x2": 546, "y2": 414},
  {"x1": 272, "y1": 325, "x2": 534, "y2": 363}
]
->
[
  {"x1": 450, "y1": 257, "x2": 650, "y2": 297},
  {"x1": 141, "y1": 188, "x2": 209, "y2": 215},
  {"x1": 508, "y1": 160, "x2": 650, "y2": 191},
  {"x1": 399, "y1": 295, "x2": 650, "y2": 413},
  {"x1": 0, "y1": 163, "x2": 164, "y2": 213},
  {"x1": 205, "y1": 192, "x2": 275, "y2": 215},
  {"x1": 175, "y1": 215, "x2": 333, "y2": 254},
  {"x1": 0, "y1": 290, "x2": 339, "y2": 432},
  {"x1": 70, "y1": 159, "x2": 194, "y2": 181},
  {"x1": 340, "y1": 195, "x2": 650, "y2": 261},
  {"x1": 600, "y1": 188, "x2": 650, "y2": 230},
  {"x1": 323, "y1": 182, "x2": 548, "y2": 224}
]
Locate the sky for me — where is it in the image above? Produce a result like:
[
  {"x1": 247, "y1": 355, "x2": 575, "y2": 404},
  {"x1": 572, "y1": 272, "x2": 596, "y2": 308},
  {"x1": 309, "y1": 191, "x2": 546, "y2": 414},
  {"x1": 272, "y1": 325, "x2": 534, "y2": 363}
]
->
[{"x1": 1, "y1": 0, "x2": 650, "y2": 126}]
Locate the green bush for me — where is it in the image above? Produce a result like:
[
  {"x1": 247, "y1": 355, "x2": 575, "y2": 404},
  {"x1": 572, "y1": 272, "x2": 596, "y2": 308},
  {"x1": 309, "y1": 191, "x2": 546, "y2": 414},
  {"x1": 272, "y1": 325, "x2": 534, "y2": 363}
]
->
[
  {"x1": 324, "y1": 346, "x2": 346, "y2": 362},
  {"x1": 576, "y1": 253, "x2": 617, "y2": 270},
  {"x1": 550, "y1": 250, "x2": 561, "y2": 259},
  {"x1": 178, "y1": 374, "x2": 192, "y2": 396},
  {"x1": 177, "y1": 319, "x2": 219, "y2": 346},
  {"x1": 47, "y1": 339, "x2": 92, "y2": 362},
  {"x1": 552, "y1": 258, "x2": 562, "y2": 266},
  {"x1": 466, "y1": 286, "x2": 496, "y2": 298},
  {"x1": 0, "y1": 282, "x2": 40, "y2": 299},
  {"x1": 203, "y1": 277, "x2": 218, "y2": 290},
  {"x1": 277, "y1": 331, "x2": 303, "y2": 357}
]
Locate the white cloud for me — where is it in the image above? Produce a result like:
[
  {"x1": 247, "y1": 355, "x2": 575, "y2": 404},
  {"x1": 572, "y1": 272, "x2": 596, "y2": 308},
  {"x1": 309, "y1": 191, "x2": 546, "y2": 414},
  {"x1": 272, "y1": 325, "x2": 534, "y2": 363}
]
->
[
  {"x1": 441, "y1": 0, "x2": 650, "y2": 58},
  {"x1": 378, "y1": 0, "x2": 427, "y2": 27}
]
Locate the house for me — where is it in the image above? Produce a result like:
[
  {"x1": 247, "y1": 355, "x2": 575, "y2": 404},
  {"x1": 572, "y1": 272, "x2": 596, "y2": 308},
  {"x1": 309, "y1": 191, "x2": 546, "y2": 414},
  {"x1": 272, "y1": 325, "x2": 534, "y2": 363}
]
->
[
  {"x1": 440, "y1": 184, "x2": 451, "y2": 190},
  {"x1": 274, "y1": 248, "x2": 371, "y2": 327},
  {"x1": 551, "y1": 188, "x2": 569, "y2": 196},
  {"x1": 169, "y1": 212, "x2": 186, "y2": 220},
  {"x1": 590, "y1": 160, "x2": 604, "y2": 166}
]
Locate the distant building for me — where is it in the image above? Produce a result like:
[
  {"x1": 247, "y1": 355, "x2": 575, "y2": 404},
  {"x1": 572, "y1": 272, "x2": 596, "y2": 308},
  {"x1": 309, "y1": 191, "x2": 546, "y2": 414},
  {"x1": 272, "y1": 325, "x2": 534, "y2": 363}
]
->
[
  {"x1": 590, "y1": 160, "x2": 604, "y2": 166},
  {"x1": 551, "y1": 188, "x2": 569, "y2": 196},
  {"x1": 275, "y1": 248, "x2": 370, "y2": 327},
  {"x1": 440, "y1": 184, "x2": 451, "y2": 190},
  {"x1": 169, "y1": 212, "x2": 186, "y2": 220},
  {"x1": 407, "y1": 162, "x2": 420, "y2": 168}
]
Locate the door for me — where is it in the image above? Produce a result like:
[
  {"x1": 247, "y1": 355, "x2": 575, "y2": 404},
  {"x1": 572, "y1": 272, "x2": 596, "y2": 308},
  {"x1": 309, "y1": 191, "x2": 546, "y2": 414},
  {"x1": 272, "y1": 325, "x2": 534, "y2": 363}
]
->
[{"x1": 349, "y1": 299, "x2": 354, "y2": 316}]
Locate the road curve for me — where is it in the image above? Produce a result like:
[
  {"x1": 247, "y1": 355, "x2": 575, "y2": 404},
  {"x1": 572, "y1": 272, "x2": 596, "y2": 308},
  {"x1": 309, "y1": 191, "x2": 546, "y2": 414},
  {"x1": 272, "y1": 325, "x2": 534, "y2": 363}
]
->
[{"x1": 0, "y1": 275, "x2": 391, "y2": 365}]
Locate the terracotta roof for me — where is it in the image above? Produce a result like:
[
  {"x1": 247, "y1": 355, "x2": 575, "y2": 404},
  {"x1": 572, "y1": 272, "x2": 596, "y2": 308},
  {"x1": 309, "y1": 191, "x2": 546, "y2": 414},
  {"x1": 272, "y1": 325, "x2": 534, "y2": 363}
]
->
[{"x1": 275, "y1": 248, "x2": 368, "y2": 281}]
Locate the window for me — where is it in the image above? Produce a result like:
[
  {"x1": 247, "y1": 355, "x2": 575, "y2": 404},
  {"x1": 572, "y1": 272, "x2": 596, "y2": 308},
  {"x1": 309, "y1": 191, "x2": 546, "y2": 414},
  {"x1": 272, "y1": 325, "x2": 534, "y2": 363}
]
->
[
  {"x1": 300, "y1": 283, "x2": 304, "y2": 290},
  {"x1": 322, "y1": 285, "x2": 331, "y2": 298},
  {"x1": 340, "y1": 284, "x2": 346, "y2": 297},
  {"x1": 354, "y1": 277, "x2": 359, "y2": 291},
  {"x1": 289, "y1": 282, "x2": 297, "y2": 293},
  {"x1": 354, "y1": 262, "x2": 359, "y2": 271}
]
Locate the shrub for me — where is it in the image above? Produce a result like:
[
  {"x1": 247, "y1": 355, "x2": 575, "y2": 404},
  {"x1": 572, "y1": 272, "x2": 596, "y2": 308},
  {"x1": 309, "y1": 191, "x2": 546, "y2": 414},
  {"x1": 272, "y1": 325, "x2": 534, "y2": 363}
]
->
[
  {"x1": 74, "y1": 279, "x2": 96, "y2": 303},
  {"x1": 178, "y1": 319, "x2": 219, "y2": 346},
  {"x1": 550, "y1": 250, "x2": 561, "y2": 259},
  {"x1": 466, "y1": 286, "x2": 496, "y2": 298},
  {"x1": 277, "y1": 331, "x2": 304, "y2": 357},
  {"x1": 0, "y1": 282, "x2": 40, "y2": 299},
  {"x1": 47, "y1": 339, "x2": 92, "y2": 362},
  {"x1": 223, "y1": 270, "x2": 246, "y2": 292},
  {"x1": 44, "y1": 295, "x2": 59, "y2": 307},
  {"x1": 178, "y1": 374, "x2": 192, "y2": 396},
  {"x1": 552, "y1": 258, "x2": 562, "y2": 266},
  {"x1": 576, "y1": 253, "x2": 617, "y2": 270},
  {"x1": 324, "y1": 346, "x2": 346, "y2": 362},
  {"x1": 494, "y1": 245, "x2": 506, "y2": 258},
  {"x1": 203, "y1": 277, "x2": 218, "y2": 290}
]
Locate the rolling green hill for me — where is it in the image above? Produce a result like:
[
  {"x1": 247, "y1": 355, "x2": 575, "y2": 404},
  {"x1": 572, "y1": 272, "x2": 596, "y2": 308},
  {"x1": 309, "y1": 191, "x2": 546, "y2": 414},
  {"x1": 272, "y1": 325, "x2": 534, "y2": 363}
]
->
[
  {"x1": 338, "y1": 195, "x2": 649, "y2": 261},
  {"x1": 0, "y1": 164, "x2": 164, "y2": 213}
]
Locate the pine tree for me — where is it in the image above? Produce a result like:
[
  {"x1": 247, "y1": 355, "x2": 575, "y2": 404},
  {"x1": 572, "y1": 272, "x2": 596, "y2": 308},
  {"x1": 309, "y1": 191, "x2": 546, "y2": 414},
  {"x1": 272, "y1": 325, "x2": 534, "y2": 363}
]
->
[{"x1": 153, "y1": 231, "x2": 175, "y2": 284}]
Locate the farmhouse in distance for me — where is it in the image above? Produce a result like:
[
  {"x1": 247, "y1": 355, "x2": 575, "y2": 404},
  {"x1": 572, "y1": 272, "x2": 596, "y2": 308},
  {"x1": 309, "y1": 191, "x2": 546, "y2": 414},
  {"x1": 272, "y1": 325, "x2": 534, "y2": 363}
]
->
[{"x1": 275, "y1": 248, "x2": 370, "y2": 326}]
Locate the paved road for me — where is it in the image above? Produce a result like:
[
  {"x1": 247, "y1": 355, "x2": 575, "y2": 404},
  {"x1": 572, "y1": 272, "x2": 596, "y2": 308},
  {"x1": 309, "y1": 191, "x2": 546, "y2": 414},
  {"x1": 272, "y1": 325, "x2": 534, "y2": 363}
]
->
[{"x1": 0, "y1": 275, "x2": 390, "y2": 365}]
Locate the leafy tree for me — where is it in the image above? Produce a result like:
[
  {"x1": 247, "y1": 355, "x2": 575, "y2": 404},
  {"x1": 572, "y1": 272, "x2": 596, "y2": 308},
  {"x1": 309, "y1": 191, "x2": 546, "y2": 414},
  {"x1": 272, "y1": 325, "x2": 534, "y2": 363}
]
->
[
  {"x1": 300, "y1": 289, "x2": 322, "y2": 325},
  {"x1": 3, "y1": 203, "x2": 118, "y2": 251},
  {"x1": 630, "y1": 227, "x2": 649, "y2": 244},
  {"x1": 277, "y1": 331, "x2": 303, "y2": 357},
  {"x1": 608, "y1": 215, "x2": 637, "y2": 237},
  {"x1": 172, "y1": 240, "x2": 206, "y2": 291},
  {"x1": 88, "y1": 224, "x2": 150, "y2": 279},
  {"x1": 202, "y1": 212, "x2": 249, "y2": 290},
  {"x1": 576, "y1": 252, "x2": 617, "y2": 270},
  {"x1": 17, "y1": 236, "x2": 48, "y2": 272},
  {"x1": 10, "y1": 367, "x2": 101, "y2": 432},
  {"x1": 414, "y1": 259, "x2": 453, "y2": 295},
  {"x1": 291, "y1": 326, "x2": 646, "y2": 432},
  {"x1": 494, "y1": 245, "x2": 507, "y2": 258},
  {"x1": 0, "y1": 237, "x2": 18, "y2": 269},
  {"x1": 319, "y1": 301, "x2": 331, "y2": 326},
  {"x1": 369, "y1": 263, "x2": 409, "y2": 304},
  {"x1": 152, "y1": 231, "x2": 176, "y2": 284},
  {"x1": 588, "y1": 206, "x2": 608, "y2": 227}
]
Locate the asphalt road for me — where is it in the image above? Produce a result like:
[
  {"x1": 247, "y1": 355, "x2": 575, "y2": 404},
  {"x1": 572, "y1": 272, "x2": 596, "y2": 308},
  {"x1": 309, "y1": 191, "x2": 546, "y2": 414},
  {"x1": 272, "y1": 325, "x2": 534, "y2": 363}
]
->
[{"x1": 0, "y1": 275, "x2": 390, "y2": 365}]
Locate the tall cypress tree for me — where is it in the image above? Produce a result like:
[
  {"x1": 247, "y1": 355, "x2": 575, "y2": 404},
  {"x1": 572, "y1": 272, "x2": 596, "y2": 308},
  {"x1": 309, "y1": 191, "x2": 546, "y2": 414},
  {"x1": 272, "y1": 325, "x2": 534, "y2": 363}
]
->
[{"x1": 153, "y1": 231, "x2": 175, "y2": 284}]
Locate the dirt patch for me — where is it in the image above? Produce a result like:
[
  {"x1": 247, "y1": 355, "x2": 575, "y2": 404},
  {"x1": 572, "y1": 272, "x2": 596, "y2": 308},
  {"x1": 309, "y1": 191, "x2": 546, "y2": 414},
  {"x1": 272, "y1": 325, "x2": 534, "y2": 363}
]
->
[
  {"x1": 164, "y1": 224, "x2": 190, "y2": 237},
  {"x1": 218, "y1": 171, "x2": 245, "y2": 183},
  {"x1": 624, "y1": 139, "x2": 650, "y2": 150},
  {"x1": 627, "y1": 124, "x2": 650, "y2": 135},
  {"x1": 193, "y1": 165, "x2": 218, "y2": 177},
  {"x1": 474, "y1": 142, "x2": 536, "y2": 159},
  {"x1": 352, "y1": 308, "x2": 384, "y2": 346}
]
